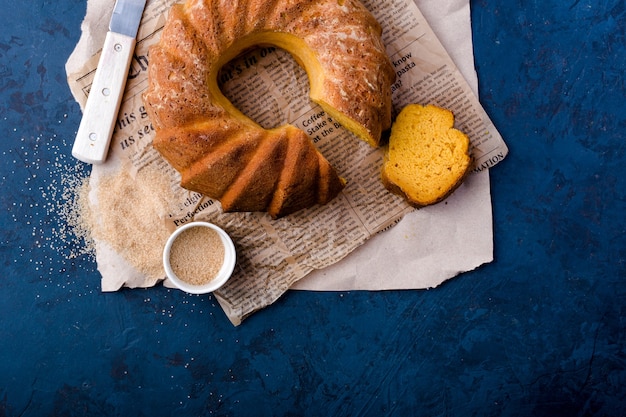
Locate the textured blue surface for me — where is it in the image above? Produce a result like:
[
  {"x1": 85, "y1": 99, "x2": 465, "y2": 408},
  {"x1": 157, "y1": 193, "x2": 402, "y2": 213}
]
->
[{"x1": 1, "y1": 0, "x2": 625, "y2": 415}]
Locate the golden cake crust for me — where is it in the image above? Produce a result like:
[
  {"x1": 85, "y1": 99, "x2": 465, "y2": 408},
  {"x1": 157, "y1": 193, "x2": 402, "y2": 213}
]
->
[{"x1": 143, "y1": 0, "x2": 394, "y2": 218}]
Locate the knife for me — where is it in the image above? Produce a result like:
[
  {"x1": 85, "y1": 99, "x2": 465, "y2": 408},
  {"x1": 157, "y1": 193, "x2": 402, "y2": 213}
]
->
[{"x1": 72, "y1": 0, "x2": 147, "y2": 164}]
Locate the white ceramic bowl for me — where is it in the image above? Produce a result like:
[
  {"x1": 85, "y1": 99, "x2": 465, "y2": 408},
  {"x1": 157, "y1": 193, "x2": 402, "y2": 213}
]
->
[{"x1": 163, "y1": 222, "x2": 236, "y2": 294}]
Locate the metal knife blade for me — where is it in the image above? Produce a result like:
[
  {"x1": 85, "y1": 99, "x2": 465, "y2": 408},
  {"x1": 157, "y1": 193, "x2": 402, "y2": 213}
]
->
[{"x1": 72, "y1": 0, "x2": 147, "y2": 164}]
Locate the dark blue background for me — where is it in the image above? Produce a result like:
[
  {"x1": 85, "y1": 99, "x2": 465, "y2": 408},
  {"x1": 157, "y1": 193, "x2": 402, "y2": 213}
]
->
[{"x1": 1, "y1": 0, "x2": 624, "y2": 415}]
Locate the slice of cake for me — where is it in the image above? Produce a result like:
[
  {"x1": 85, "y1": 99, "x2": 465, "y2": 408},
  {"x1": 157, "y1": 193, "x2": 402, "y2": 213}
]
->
[{"x1": 381, "y1": 104, "x2": 472, "y2": 207}]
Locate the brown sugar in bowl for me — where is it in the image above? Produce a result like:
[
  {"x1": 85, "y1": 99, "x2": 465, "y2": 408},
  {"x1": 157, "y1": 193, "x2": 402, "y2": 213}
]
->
[{"x1": 163, "y1": 222, "x2": 236, "y2": 294}]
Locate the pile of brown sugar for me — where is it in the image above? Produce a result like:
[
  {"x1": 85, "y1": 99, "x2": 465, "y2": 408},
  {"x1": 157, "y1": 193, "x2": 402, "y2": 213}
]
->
[{"x1": 86, "y1": 162, "x2": 176, "y2": 280}]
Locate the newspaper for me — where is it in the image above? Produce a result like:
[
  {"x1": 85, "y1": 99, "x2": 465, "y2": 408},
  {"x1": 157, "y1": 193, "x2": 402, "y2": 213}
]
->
[{"x1": 66, "y1": 0, "x2": 508, "y2": 325}]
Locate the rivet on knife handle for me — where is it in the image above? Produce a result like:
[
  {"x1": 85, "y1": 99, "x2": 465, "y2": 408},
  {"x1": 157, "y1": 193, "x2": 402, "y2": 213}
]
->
[{"x1": 72, "y1": 32, "x2": 135, "y2": 164}]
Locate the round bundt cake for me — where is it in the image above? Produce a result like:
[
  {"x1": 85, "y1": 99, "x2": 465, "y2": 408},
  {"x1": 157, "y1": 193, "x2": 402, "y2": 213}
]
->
[{"x1": 143, "y1": 0, "x2": 395, "y2": 218}]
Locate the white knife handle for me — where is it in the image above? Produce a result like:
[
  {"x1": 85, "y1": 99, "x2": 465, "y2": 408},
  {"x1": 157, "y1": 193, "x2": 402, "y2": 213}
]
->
[{"x1": 72, "y1": 31, "x2": 136, "y2": 164}]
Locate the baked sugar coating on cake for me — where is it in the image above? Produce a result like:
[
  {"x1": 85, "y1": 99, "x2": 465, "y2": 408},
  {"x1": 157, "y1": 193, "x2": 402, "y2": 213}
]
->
[
  {"x1": 142, "y1": 0, "x2": 395, "y2": 218},
  {"x1": 381, "y1": 104, "x2": 472, "y2": 207}
]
